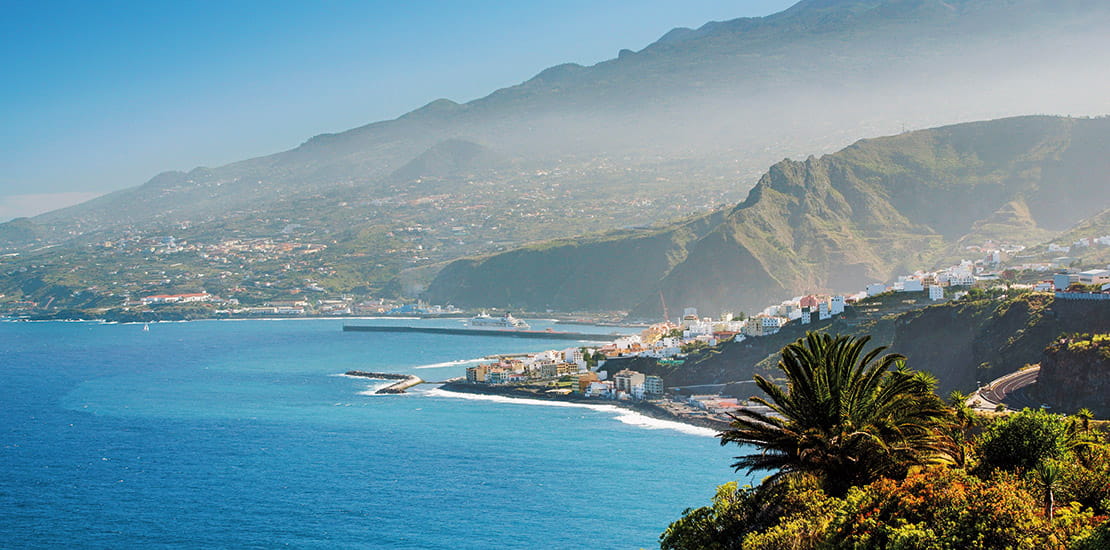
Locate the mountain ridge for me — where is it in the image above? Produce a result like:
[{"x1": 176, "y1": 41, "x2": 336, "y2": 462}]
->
[
  {"x1": 3, "y1": 0, "x2": 1109, "y2": 315},
  {"x1": 425, "y1": 115, "x2": 1110, "y2": 317}
]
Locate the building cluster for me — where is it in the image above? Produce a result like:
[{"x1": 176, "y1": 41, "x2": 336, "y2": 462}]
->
[
  {"x1": 464, "y1": 347, "x2": 667, "y2": 401},
  {"x1": 1046, "y1": 235, "x2": 1110, "y2": 254},
  {"x1": 1052, "y1": 269, "x2": 1110, "y2": 300}
]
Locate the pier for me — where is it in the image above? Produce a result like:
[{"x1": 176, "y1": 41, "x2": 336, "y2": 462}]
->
[
  {"x1": 342, "y1": 325, "x2": 621, "y2": 341},
  {"x1": 345, "y1": 371, "x2": 424, "y2": 394}
]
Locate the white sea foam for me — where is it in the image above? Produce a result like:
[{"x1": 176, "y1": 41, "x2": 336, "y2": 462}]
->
[
  {"x1": 356, "y1": 381, "x2": 397, "y2": 396},
  {"x1": 411, "y1": 357, "x2": 488, "y2": 370},
  {"x1": 425, "y1": 388, "x2": 718, "y2": 437}
]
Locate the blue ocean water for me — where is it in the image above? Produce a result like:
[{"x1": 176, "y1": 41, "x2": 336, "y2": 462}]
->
[{"x1": 1, "y1": 318, "x2": 754, "y2": 549}]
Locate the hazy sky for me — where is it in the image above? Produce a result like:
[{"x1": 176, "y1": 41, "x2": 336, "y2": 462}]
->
[{"x1": 0, "y1": 0, "x2": 797, "y2": 221}]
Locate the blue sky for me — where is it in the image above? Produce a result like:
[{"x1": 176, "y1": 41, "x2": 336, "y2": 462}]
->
[{"x1": 0, "y1": 0, "x2": 797, "y2": 221}]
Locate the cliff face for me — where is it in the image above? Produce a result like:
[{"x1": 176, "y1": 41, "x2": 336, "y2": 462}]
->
[
  {"x1": 664, "y1": 293, "x2": 1110, "y2": 397},
  {"x1": 1037, "y1": 335, "x2": 1110, "y2": 415}
]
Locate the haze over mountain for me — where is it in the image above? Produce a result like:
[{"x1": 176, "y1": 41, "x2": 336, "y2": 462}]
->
[
  {"x1": 426, "y1": 116, "x2": 1110, "y2": 316},
  {"x1": 2, "y1": 0, "x2": 1109, "y2": 312}
]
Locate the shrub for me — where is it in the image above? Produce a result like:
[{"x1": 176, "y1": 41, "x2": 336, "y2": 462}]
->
[{"x1": 977, "y1": 409, "x2": 1071, "y2": 472}]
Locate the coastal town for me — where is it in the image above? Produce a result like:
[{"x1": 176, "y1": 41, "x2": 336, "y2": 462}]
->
[{"x1": 448, "y1": 245, "x2": 1110, "y2": 425}]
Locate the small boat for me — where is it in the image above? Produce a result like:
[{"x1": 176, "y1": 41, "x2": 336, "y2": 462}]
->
[
  {"x1": 142, "y1": 323, "x2": 150, "y2": 332},
  {"x1": 467, "y1": 311, "x2": 530, "y2": 330}
]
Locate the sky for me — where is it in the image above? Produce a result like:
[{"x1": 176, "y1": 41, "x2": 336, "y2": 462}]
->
[{"x1": 0, "y1": 0, "x2": 797, "y2": 222}]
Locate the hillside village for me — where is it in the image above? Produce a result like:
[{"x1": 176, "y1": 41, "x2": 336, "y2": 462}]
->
[{"x1": 455, "y1": 247, "x2": 1110, "y2": 421}]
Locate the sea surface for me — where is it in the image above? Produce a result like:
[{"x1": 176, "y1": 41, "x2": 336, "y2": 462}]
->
[{"x1": 1, "y1": 318, "x2": 754, "y2": 549}]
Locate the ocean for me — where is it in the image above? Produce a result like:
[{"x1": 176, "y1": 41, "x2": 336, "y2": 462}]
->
[{"x1": 1, "y1": 318, "x2": 754, "y2": 549}]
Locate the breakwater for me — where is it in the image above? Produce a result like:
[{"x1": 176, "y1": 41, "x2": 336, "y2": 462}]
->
[
  {"x1": 342, "y1": 325, "x2": 620, "y2": 341},
  {"x1": 345, "y1": 371, "x2": 424, "y2": 394}
]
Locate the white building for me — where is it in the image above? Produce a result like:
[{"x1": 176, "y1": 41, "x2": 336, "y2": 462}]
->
[
  {"x1": 866, "y1": 283, "x2": 887, "y2": 297},
  {"x1": 928, "y1": 285, "x2": 944, "y2": 301},
  {"x1": 898, "y1": 279, "x2": 924, "y2": 292},
  {"x1": 643, "y1": 376, "x2": 664, "y2": 396},
  {"x1": 830, "y1": 295, "x2": 845, "y2": 315},
  {"x1": 1078, "y1": 269, "x2": 1110, "y2": 286},
  {"x1": 613, "y1": 369, "x2": 646, "y2": 394}
]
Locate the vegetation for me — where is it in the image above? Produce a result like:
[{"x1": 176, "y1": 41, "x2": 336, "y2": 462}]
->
[
  {"x1": 662, "y1": 331, "x2": 1110, "y2": 550},
  {"x1": 719, "y1": 333, "x2": 954, "y2": 497}
]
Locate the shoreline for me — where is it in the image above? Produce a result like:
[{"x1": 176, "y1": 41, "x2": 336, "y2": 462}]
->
[{"x1": 436, "y1": 381, "x2": 733, "y2": 433}]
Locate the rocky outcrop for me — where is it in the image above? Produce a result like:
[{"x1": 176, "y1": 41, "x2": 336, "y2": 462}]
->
[{"x1": 1037, "y1": 335, "x2": 1110, "y2": 415}]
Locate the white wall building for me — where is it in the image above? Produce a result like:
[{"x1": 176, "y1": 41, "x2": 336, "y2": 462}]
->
[
  {"x1": 928, "y1": 285, "x2": 944, "y2": 301},
  {"x1": 866, "y1": 283, "x2": 887, "y2": 297}
]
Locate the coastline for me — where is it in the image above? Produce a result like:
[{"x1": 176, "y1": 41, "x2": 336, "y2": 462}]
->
[{"x1": 436, "y1": 380, "x2": 733, "y2": 433}]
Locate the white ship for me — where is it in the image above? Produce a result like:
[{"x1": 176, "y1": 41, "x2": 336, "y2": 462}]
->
[{"x1": 468, "y1": 311, "x2": 530, "y2": 330}]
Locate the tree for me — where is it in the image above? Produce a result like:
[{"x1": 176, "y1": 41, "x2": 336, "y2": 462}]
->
[
  {"x1": 1075, "y1": 408, "x2": 1095, "y2": 436},
  {"x1": 1036, "y1": 461, "x2": 1061, "y2": 521},
  {"x1": 719, "y1": 332, "x2": 955, "y2": 497},
  {"x1": 947, "y1": 390, "x2": 979, "y2": 468},
  {"x1": 977, "y1": 408, "x2": 1070, "y2": 472}
]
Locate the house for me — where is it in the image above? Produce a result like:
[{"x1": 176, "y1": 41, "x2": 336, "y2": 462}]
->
[
  {"x1": 866, "y1": 283, "x2": 887, "y2": 297},
  {"x1": 466, "y1": 364, "x2": 490, "y2": 383},
  {"x1": 898, "y1": 279, "x2": 924, "y2": 292},
  {"x1": 761, "y1": 316, "x2": 786, "y2": 335},
  {"x1": 576, "y1": 372, "x2": 600, "y2": 393},
  {"x1": 928, "y1": 285, "x2": 944, "y2": 301},
  {"x1": 584, "y1": 381, "x2": 614, "y2": 398},
  {"x1": 1054, "y1": 272, "x2": 1078, "y2": 290},
  {"x1": 613, "y1": 369, "x2": 646, "y2": 394},
  {"x1": 141, "y1": 292, "x2": 212, "y2": 305},
  {"x1": 830, "y1": 296, "x2": 846, "y2": 315},
  {"x1": 1078, "y1": 269, "x2": 1110, "y2": 286},
  {"x1": 818, "y1": 301, "x2": 830, "y2": 321}
]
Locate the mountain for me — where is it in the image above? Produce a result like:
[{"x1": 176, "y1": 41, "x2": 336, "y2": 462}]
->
[
  {"x1": 426, "y1": 116, "x2": 1110, "y2": 316},
  {"x1": 427, "y1": 211, "x2": 724, "y2": 312},
  {"x1": 3, "y1": 0, "x2": 1109, "y2": 312},
  {"x1": 388, "y1": 139, "x2": 503, "y2": 185}
]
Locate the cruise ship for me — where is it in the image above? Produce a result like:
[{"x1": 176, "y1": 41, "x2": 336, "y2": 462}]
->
[{"x1": 468, "y1": 311, "x2": 530, "y2": 330}]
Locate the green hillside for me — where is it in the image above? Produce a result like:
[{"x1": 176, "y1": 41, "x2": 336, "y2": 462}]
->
[{"x1": 427, "y1": 116, "x2": 1110, "y2": 316}]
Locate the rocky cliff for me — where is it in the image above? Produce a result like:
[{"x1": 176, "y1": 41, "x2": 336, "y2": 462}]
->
[
  {"x1": 1037, "y1": 334, "x2": 1110, "y2": 415},
  {"x1": 663, "y1": 292, "x2": 1110, "y2": 397}
]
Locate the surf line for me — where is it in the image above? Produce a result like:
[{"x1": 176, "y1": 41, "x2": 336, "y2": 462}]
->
[{"x1": 344, "y1": 371, "x2": 424, "y2": 394}]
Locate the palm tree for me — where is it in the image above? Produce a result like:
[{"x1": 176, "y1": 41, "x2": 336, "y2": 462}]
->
[
  {"x1": 946, "y1": 390, "x2": 978, "y2": 468},
  {"x1": 1036, "y1": 461, "x2": 1060, "y2": 521},
  {"x1": 719, "y1": 332, "x2": 955, "y2": 497},
  {"x1": 1068, "y1": 408, "x2": 1098, "y2": 466},
  {"x1": 1075, "y1": 408, "x2": 1094, "y2": 435}
]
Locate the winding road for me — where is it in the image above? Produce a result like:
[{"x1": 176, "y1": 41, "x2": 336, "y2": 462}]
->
[{"x1": 971, "y1": 366, "x2": 1042, "y2": 411}]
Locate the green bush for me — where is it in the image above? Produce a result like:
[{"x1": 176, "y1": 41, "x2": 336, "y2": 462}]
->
[{"x1": 977, "y1": 409, "x2": 1071, "y2": 472}]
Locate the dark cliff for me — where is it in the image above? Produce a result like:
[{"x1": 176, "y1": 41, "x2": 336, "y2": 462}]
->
[{"x1": 1037, "y1": 334, "x2": 1110, "y2": 415}]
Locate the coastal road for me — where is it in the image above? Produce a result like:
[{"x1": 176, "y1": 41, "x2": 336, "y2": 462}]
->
[{"x1": 974, "y1": 366, "x2": 1041, "y2": 411}]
